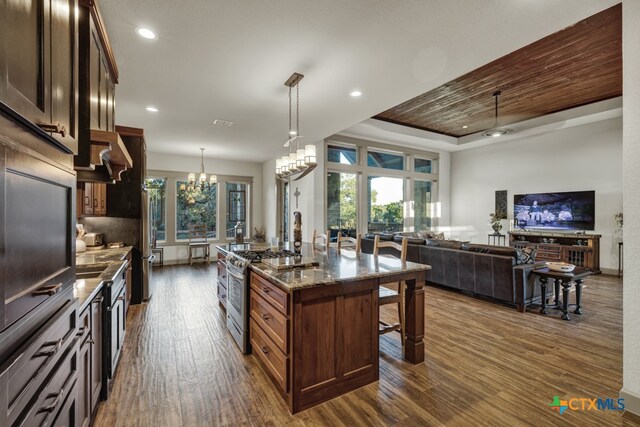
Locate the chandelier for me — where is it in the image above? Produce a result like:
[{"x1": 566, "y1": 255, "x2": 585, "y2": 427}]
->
[
  {"x1": 181, "y1": 148, "x2": 216, "y2": 192},
  {"x1": 275, "y1": 72, "x2": 317, "y2": 181}
]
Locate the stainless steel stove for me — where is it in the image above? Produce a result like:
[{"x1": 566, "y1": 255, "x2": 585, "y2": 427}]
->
[{"x1": 225, "y1": 248, "x2": 296, "y2": 353}]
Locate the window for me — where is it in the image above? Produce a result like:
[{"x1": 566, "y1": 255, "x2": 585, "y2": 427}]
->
[
  {"x1": 327, "y1": 172, "x2": 357, "y2": 236},
  {"x1": 367, "y1": 150, "x2": 404, "y2": 170},
  {"x1": 226, "y1": 182, "x2": 247, "y2": 239},
  {"x1": 176, "y1": 181, "x2": 217, "y2": 240},
  {"x1": 145, "y1": 178, "x2": 167, "y2": 241},
  {"x1": 414, "y1": 180, "x2": 432, "y2": 231},
  {"x1": 328, "y1": 144, "x2": 357, "y2": 164},
  {"x1": 414, "y1": 158, "x2": 432, "y2": 173},
  {"x1": 367, "y1": 176, "x2": 404, "y2": 233}
]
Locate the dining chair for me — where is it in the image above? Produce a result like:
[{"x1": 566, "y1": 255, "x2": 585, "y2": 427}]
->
[
  {"x1": 337, "y1": 232, "x2": 362, "y2": 253},
  {"x1": 312, "y1": 229, "x2": 331, "y2": 247},
  {"x1": 374, "y1": 235, "x2": 408, "y2": 345},
  {"x1": 188, "y1": 224, "x2": 210, "y2": 266}
]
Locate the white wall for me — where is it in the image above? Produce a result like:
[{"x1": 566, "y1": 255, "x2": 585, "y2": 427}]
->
[
  {"x1": 449, "y1": 118, "x2": 622, "y2": 272},
  {"x1": 622, "y1": 0, "x2": 640, "y2": 416},
  {"x1": 147, "y1": 151, "x2": 264, "y2": 263},
  {"x1": 262, "y1": 142, "x2": 325, "y2": 244}
]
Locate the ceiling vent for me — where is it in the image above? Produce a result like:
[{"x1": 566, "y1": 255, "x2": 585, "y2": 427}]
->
[{"x1": 213, "y1": 119, "x2": 234, "y2": 127}]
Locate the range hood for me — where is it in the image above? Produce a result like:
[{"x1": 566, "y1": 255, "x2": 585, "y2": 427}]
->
[{"x1": 75, "y1": 129, "x2": 133, "y2": 183}]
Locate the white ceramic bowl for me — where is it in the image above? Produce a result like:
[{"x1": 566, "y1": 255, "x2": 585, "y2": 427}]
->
[{"x1": 546, "y1": 261, "x2": 575, "y2": 273}]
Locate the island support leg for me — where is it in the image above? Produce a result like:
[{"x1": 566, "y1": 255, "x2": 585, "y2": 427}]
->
[{"x1": 404, "y1": 271, "x2": 425, "y2": 364}]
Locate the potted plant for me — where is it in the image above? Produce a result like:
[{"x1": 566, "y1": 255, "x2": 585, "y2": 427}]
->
[{"x1": 490, "y1": 209, "x2": 507, "y2": 235}]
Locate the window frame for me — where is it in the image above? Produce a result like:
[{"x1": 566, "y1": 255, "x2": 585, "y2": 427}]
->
[
  {"x1": 144, "y1": 177, "x2": 168, "y2": 243},
  {"x1": 145, "y1": 169, "x2": 253, "y2": 246},
  {"x1": 324, "y1": 136, "x2": 440, "y2": 233}
]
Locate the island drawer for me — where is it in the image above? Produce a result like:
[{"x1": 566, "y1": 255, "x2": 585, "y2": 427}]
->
[
  {"x1": 250, "y1": 291, "x2": 288, "y2": 353},
  {"x1": 250, "y1": 272, "x2": 288, "y2": 315},
  {"x1": 250, "y1": 318, "x2": 288, "y2": 393}
]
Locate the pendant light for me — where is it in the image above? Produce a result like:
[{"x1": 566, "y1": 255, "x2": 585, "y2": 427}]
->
[
  {"x1": 276, "y1": 72, "x2": 317, "y2": 180},
  {"x1": 482, "y1": 90, "x2": 511, "y2": 138},
  {"x1": 185, "y1": 148, "x2": 216, "y2": 191}
]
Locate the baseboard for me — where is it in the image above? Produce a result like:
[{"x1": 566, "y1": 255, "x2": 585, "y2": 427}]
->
[
  {"x1": 620, "y1": 387, "x2": 640, "y2": 416},
  {"x1": 600, "y1": 267, "x2": 619, "y2": 276}
]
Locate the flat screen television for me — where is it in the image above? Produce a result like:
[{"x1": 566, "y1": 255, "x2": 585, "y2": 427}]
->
[{"x1": 513, "y1": 191, "x2": 595, "y2": 231}]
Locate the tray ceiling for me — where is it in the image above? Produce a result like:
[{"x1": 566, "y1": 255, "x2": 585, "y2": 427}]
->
[{"x1": 373, "y1": 4, "x2": 621, "y2": 138}]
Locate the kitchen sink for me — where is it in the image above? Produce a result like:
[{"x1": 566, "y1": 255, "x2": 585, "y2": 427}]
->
[{"x1": 76, "y1": 266, "x2": 107, "y2": 280}]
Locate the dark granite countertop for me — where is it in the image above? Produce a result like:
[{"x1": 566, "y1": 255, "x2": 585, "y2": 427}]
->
[
  {"x1": 74, "y1": 247, "x2": 131, "y2": 311},
  {"x1": 215, "y1": 242, "x2": 267, "y2": 256},
  {"x1": 74, "y1": 278, "x2": 103, "y2": 311},
  {"x1": 248, "y1": 243, "x2": 430, "y2": 292},
  {"x1": 76, "y1": 247, "x2": 132, "y2": 268}
]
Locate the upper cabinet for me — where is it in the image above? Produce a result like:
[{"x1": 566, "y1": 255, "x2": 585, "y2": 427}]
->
[
  {"x1": 0, "y1": 0, "x2": 80, "y2": 153},
  {"x1": 75, "y1": 0, "x2": 128, "y2": 178}
]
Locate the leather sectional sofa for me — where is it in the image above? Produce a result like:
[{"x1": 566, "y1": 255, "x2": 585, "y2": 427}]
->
[{"x1": 361, "y1": 234, "x2": 549, "y2": 312}]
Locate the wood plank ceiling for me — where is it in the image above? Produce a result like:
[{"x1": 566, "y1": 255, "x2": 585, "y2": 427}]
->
[{"x1": 373, "y1": 4, "x2": 622, "y2": 138}]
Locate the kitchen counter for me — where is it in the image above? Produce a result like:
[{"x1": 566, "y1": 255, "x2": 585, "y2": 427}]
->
[
  {"x1": 75, "y1": 246, "x2": 132, "y2": 310},
  {"x1": 74, "y1": 278, "x2": 103, "y2": 310},
  {"x1": 228, "y1": 241, "x2": 430, "y2": 414},
  {"x1": 248, "y1": 243, "x2": 430, "y2": 292},
  {"x1": 76, "y1": 246, "x2": 132, "y2": 268}
]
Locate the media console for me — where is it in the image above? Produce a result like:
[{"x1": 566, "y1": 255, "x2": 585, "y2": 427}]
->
[{"x1": 508, "y1": 230, "x2": 601, "y2": 274}]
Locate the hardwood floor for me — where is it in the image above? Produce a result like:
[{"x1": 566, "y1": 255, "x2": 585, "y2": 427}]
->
[{"x1": 93, "y1": 265, "x2": 640, "y2": 426}]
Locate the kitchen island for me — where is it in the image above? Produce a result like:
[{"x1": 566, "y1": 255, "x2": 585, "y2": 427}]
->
[{"x1": 237, "y1": 243, "x2": 430, "y2": 414}]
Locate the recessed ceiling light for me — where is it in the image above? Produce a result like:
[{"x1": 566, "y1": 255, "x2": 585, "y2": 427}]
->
[
  {"x1": 350, "y1": 90, "x2": 362, "y2": 97},
  {"x1": 146, "y1": 106, "x2": 158, "y2": 112},
  {"x1": 462, "y1": 125, "x2": 468, "y2": 129},
  {"x1": 136, "y1": 27, "x2": 157, "y2": 40}
]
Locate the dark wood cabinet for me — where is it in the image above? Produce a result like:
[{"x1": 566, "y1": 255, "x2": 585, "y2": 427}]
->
[
  {"x1": 78, "y1": 330, "x2": 91, "y2": 427},
  {"x1": 77, "y1": 292, "x2": 104, "y2": 427},
  {"x1": 111, "y1": 284, "x2": 126, "y2": 373},
  {"x1": 0, "y1": 298, "x2": 78, "y2": 426},
  {"x1": 107, "y1": 126, "x2": 145, "y2": 218},
  {"x1": 90, "y1": 295, "x2": 104, "y2": 408},
  {"x1": 509, "y1": 231, "x2": 601, "y2": 273},
  {"x1": 74, "y1": 0, "x2": 118, "y2": 170},
  {"x1": 0, "y1": 0, "x2": 79, "y2": 154},
  {"x1": 78, "y1": 182, "x2": 107, "y2": 216},
  {"x1": 0, "y1": 126, "x2": 76, "y2": 333}
]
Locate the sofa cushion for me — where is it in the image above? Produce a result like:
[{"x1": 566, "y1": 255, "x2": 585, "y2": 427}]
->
[
  {"x1": 425, "y1": 239, "x2": 463, "y2": 250},
  {"x1": 516, "y1": 247, "x2": 537, "y2": 265},
  {"x1": 364, "y1": 233, "x2": 394, "y2": 241},
  {"x1": 393, "y1": 235, "x2": 426, "y2": 245}
]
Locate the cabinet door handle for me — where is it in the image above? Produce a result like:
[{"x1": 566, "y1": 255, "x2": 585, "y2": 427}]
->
[
  {"x1": 261, "y1": 313, "x2": 271, "y2": 321},
  {"x1": 33, "y1": 338, "x2": 64, "y2": 358},
  {"x1": 37, "y1": 121, "x2": 66, "y2": 137},
  {"x1": 32, "y1": 283, "x2": 62, "y2": 296},
  {"x1": 262, "y1": 287, "x2": 271, "y2": 293},
  {"x1": 261, "y1": 346, "x2": 270, "y2": 354},
  {"x1": 37, "y1": 388, "x2": 65, "y2": 413},
  {"x1": 87, "y1": 339, "x2": 96, "y2": 345}
]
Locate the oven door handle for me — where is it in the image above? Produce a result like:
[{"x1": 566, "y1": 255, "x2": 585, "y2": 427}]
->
[{"x1": 227, "y1": 270, "x2": 245, "y2": 281}]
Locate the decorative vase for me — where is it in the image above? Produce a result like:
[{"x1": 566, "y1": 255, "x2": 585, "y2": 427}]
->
[
  {"x1": 293, "y1": 211, "x2": 302, "y2": 253},
  {"x1": 492, "y1": 222, "x2": 502, "y2": 235}
]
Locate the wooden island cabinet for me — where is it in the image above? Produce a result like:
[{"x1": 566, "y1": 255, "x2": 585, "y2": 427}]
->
[{"x1": 246, "y1": 244, "x2": 429, "y2": 414}]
